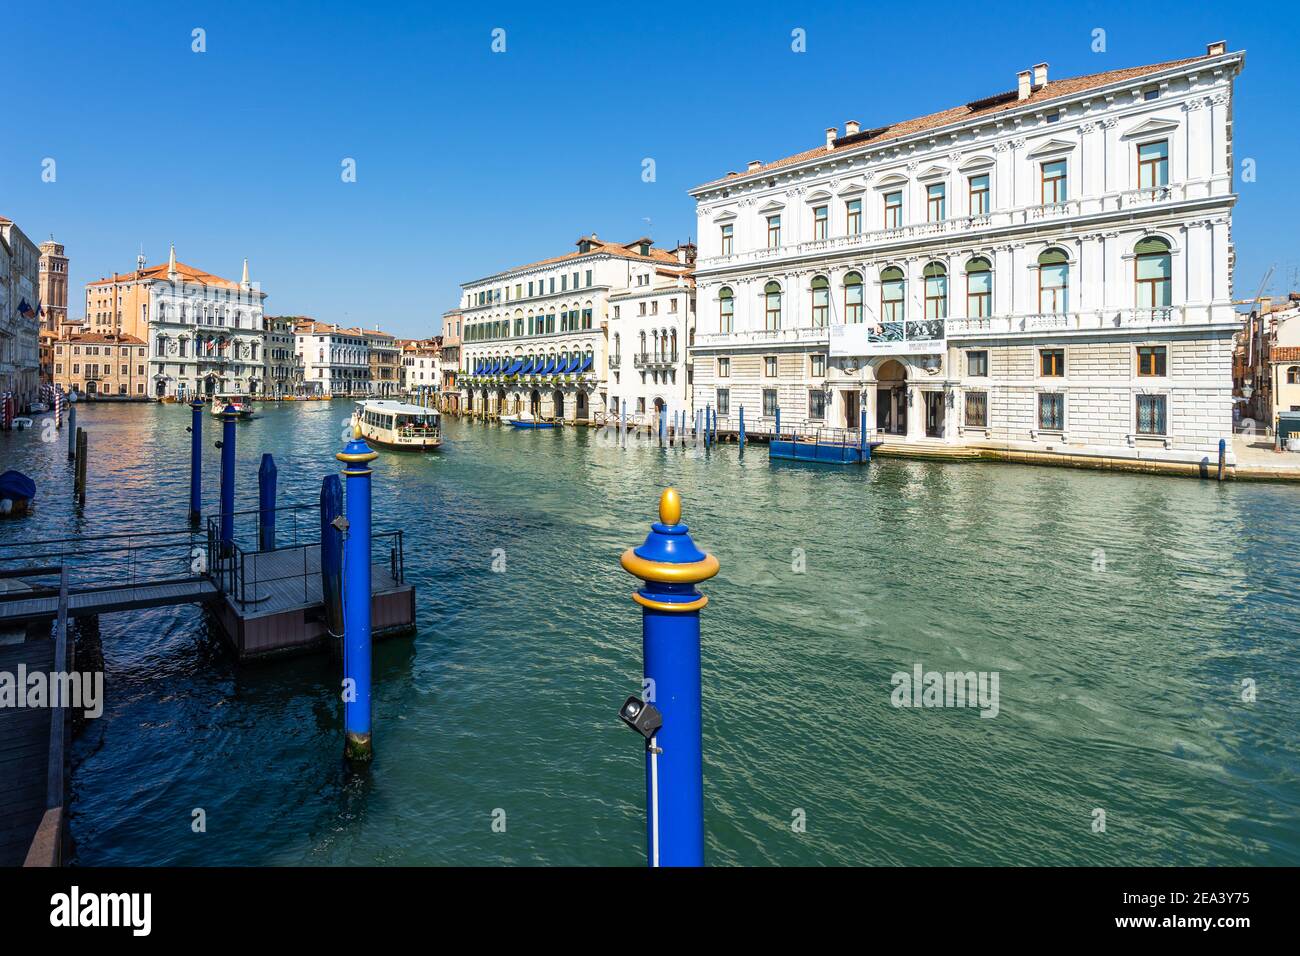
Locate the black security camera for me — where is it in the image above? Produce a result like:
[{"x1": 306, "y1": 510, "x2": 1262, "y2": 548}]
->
[{"x1": 619, "y1": 695, "x2": 662, "y2": 740}]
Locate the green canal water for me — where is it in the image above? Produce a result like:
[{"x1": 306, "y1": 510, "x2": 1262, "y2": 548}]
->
[{"x1": 2, "y1": 400, "x2": 1297, "y2": 865}]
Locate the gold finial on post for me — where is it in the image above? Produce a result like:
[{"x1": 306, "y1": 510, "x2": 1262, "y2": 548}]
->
[{"x1": 659, "y1": 487, "x2": 682, "y2": 526}]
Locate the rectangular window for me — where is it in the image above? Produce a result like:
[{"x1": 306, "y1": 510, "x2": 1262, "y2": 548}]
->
[
  {"x1": 767, "y1": 215, "x2": 781, "y2": 248},
  {"x1": 926, "y1": 183, "x2": 945, "y2": 222},
  {"x1": 846, "y1": 199, "x2": 862, "y2": 234},
  {"x1": 585, "y1": 269, "x2": 593, "y2": 287},
  {"x1": 528, "y1": 281, "x2": 534, "y2": 297},
  {"x1": 561, "y1": 275, "x2": 567, "y2": 292},
  {"x1": 967, "y1": 350, "x2": 989, "y2": 377},
  {"x1": 1136, "y1": 394, "x2": 1167, "y2": 435},
  {"x1": 1038, "y1": 392, "x2": 1065, "y2": 430},
  {"x1": 763, "y1": 388, "x2": 778, "y2": 418},
  {"x1": 716, "y1": 388, "x2": 730, "y2": 416},
  {"x1": 969, "y1": 174, "x2": 989, "y2": 215},
  {"x1": 1040, "y1": 348, "x2": 1065, "y2": 377},
  {"x1": 1041, "y1": 160, "x2": 1068, "y2": 204},
  {"x1": 1137, "y1": 140, "x2": 1169, "y2": 189},
  {"x1": 720, "y1": 223, "x2": 733, "y2": 255},
  {"x1": 764, "y1": 356, "x2": 778, "y2": 377},
  {"x1": 1137, "y1": 345, "x2": 1167, "y2": 377},
  {"x1": 813, "y1": 205, "x2": 828, "y2": 240},
  {"x1": 884, "y1": 191, "x2": 902, "y2": 228},
  {"x1": 808, "y1": 389, "x2": 827, "y2": 420},
  {"x1": 718, "y1": 357, "x2": 730, "y2": 378},
  {"x1": 811, "y1": 354, "x2": 826, "y2": 377},
  {"x1": 965, "y1": 391, "x2": 988, "y2": 427}
]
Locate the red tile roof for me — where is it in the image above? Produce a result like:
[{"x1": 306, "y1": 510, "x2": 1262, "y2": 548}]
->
[
  {"x1": 1271, "y1": 347, "x2": 1300, "y2": 363},
  {"x1": 88, "y1": 261, "x2": 241, "y2": 289},
  {"x1": 469, "y1": 236, "x2": 688, "y2": 284},
  {"x1": 694, "y1": 52, "x2": 1225, "y2": 190}
]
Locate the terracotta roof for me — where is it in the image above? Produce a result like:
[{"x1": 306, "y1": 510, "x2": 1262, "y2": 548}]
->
[
  {"x1": 694, "y1": 52, "x2": 1225, "y2": 190},
  {"x1": 468, "y1": 236, "x2": 689, "y2": 285},
  {"x1": 62, "y1": 332, "x2": 145, "y2": 345},
  {"x1": 87, "y1": 261, "x2": 241, "y2": 289},
  {"x1": 1272, "y1": 347, "x2": 1300, "y2": 363}
]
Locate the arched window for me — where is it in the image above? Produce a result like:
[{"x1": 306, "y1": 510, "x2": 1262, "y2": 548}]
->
[
  {"x1": 764, "y1": 281, "x2": 782, "y2": 330},
  {"x1": 1038, "y1": 249, "x2": 1069, "y2": 313},
  {"x1": 810, "y1": 276, "x2": 829, "y2": 327},
  {"x1": 923, "y1": 263, "x2": 948, "y2": 319},
  {"x1": 880, "y1": 267, "x2": 906, "y2": 322},
  {"x1": 1135, "y1": 237, "x2": 1172, "y2": 309},
  {"x1": 844, "y1": 272, "x2": 864, "y2": 323},
  {"x1": 1288, "y1": 366, "x2": 1300, "y2": 385},
  {"x1": 719, "y1": 286, "x2": 734, "y2": 332},
  {"x1": 966, "y1": 258, "x2": 992, "y2": 318}
]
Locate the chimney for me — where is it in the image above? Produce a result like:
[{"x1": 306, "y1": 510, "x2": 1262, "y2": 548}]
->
[
  {"x1": 825, "y1": 126, "x2": 837, "y2": 150},
  {"x1": 1207, "y1": 40, "x2": 1226, "y2": 56},
  {"x1": 845, "y1": 120, "x2": 860, "y2": 136},
  {"x1": 1032, "y1": 63, "x2": 1048, "y2": 88},
  {"x1": 747, "y1": 160, "x2": 762, "y2": 171},
  {"x1": 1017, "y1": 70, "x2": 1032, "y2": 101}
]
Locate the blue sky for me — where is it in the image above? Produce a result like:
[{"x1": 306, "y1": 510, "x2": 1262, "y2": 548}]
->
[{"x1": 2, "y1": 1, "x2": 1296, "y2": 337}]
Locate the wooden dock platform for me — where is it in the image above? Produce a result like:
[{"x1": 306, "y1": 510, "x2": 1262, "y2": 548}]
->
[{"x1": 0, "y1": 638, "x2": 56, "y2": 866}]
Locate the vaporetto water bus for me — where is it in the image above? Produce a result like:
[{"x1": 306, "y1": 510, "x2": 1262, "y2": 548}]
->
[
  {"x1": 352, "y1": 400, "x2": 442, "y2": 451},
  {"x1": 211, "y1": 393, "x2": 255, "y2": 419}
]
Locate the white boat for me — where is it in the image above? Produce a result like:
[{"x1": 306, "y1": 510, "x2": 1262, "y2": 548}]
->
[
  {"x1": 352, "y1": 400, "x2": 442, "y2": 451},
  {"x1": 211, "y1": 393, "x2": 255, "y2": 419},
  {"x1": 28, "y1": 402, "x2": 49, "y2": 413}
]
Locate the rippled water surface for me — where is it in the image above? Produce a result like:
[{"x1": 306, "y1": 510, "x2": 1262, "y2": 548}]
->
[{"x1": 2, "y1": 400, "x2": 1297, "y2": 865}]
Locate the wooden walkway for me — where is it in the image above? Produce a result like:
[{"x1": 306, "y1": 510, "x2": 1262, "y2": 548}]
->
[
  {"x1": 0, "y1": 578, "x2": 219, "y2": 629},
  {"x1": 0, "y1": 638, "x2": 56, "y2": 866}
]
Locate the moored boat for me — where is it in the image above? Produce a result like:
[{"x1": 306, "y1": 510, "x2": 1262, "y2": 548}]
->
[
  {"x1": 211, "y1": 393, "x2": 255, "y2": 419},
  {"x1": 502, "y1": 413, "x2": 555, "y2": 429},
  {"x1": 352, "y1": 400, "x2": 441, "y2": 450}
]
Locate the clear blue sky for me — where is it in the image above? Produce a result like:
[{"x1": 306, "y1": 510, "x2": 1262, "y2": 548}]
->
[{"x1": 2, "y1": 1, "x2": 1296, "y2": 337}]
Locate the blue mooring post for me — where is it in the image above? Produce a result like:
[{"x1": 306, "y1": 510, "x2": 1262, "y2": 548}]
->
[
  {"x1": 775, "y1": 407, "x2": 782, "y2": 442},
  {"x1": 320, "y1": 475, "x2": 344, "y2": 639},
  {"x1": 338, "y1": 430, "x2": 378, "y2": 763},
  {"x1": 659, "y1": 404, "x2": 666, "y2": 446},
  {"x1": 219, "y1": 409, "x2": 237, "y2": 555},
  {"x1": 705, "y1": 404, "x2": 711, "y2": 449},
  {"x1": 189, "y1": 400, "x2": 203, "y2": 526},
  {"x1": 258, "y1": 453, "x2": 277, "y2": 551},
  {"x1": 621, "y1": 400, "x2": 627, "y2": 440},
  {"x1": 860, "y1": 408, "x2": 868, "y2": 462},
  {"x1": 620, "y1": 489, "x2": 718, "y2": 867},
  {"x1": 739, "y1": 406, "x2": 746, "y2": 456},
  {"x1": 66, "y1": 403, "x2": 77, "y2": 460},
  {"x1": 1217, "y1": 437, "x2": 1227, "y2": 481}
]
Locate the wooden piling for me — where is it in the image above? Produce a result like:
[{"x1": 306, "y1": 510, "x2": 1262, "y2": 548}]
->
[{"x1": 75, "y1": 430, "x2": 87, "y2": 507}]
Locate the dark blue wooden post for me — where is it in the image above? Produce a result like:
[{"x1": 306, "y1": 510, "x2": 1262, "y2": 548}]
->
[
  {"x1": 258, "y1": 453, "x2": 277, "y2": 551},
  {"x1": 320, "y1": 474, "x2": 344, "y2": 638},
  {"x1": 860, "y1": 409, "x2": 868, "y2": 462},
  {"x1": 775, "y1": 407, "x2": 781, "y2": 442},
  {"x1": 739, "y1": 406, "x2": 745, "y2": 456},
  {"x1": 67, "y1": 404, "x2": 77, "y2": 460},
  {"x1": 219, "y1": 409, "x2": 237, "y2": 554},
  {"x1": 189, "y1": 400, "x2": 203, "y2": 526}
]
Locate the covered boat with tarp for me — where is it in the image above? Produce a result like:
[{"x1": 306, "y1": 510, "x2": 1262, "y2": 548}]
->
[{"x1": 0, "y1": 470, "x2": 36, "y2": 518}]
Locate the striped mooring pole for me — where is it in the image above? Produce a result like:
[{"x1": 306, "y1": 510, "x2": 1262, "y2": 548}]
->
[
  {"x1": 338, "y1": 428, "x2": 378, "y2": 763},
  {"x1": 619, "y1": 488, "x2": 719, "y2": 867},
  {"x1": 189, "y1": 400, "x2": 204, "y2": 526}
]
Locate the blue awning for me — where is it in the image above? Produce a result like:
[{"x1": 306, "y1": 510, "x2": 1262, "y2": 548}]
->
[
  {"x1": 490, "y1": 359, "x2": 499, "y2": 374},
  {"x1": 508, "y1": 359, "x2": 524, "y2": 375},
  {"x1": 579, "y1": 355, "x2": 592, "y2": 373},
  {"x1": 521, "y1": 358, "x2": 534, "y2": 374},
  {"x1": 561, "y1": 355, "x2": 576, "y2": 373},
  {"x1": 543, "y1": 357, "x2": 557, "y2": 374}
]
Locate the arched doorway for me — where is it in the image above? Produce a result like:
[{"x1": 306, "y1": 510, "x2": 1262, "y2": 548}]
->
[
  {"x1": 204, "y1": 375, "x2": 218, "y2": 396},
  {"x1": 530, "y1": 389, "x2": 541, "y2": 417},
  {"x1": 155, "y1": 379, "x2": 167, "y2": 398},
  {"x1": 576, "y1": 391, "x2": 588, "y2": 421},
  {"x1": 553, "y1": 390, "x2": 565, "y2": 421},
  {"x1": 495, "y1": 388, "x2": 506, "y2": 416},
  {"x1": 875, "y1": 359, "x2": 907, "y2": 435}
]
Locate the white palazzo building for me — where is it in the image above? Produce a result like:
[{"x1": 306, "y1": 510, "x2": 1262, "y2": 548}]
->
[
  {"x1": 688, "y1": 42, "x2": 1244, "y2": 468},
  {"x1": 459, "y1": 235, "x2": 694, "y2": 421}
]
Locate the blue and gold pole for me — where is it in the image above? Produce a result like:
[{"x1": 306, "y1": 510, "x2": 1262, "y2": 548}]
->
[
  {"x1": 219, "y1": 409, "x2": 237, "y2": 555},
  {"x1": 189, "y1": 400, "x2": 204, "y2": 526},
  {"x1": 620, "y1": 489, "x2": 719, "y2": 867},
  {"x1": 338, "y1": 427, "x2": 378, "y2": 763}
]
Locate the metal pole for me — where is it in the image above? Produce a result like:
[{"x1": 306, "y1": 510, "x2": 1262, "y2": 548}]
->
[
  {"x1": 258, "y1": 453, "x2": 277, "y2": 551},
  {"x1": 189, "y1": 400, "x2": 203, "y2": 526},
  {"x1": 338, "y1": 432, "x2": 378, "y2": 763},
  {"x1": 620, "y1": 488, "x2": 718, "y2": 867},
  {"x1": 219, "y1": 410, "x2": 237, "y2": 555},
  {"x1": 739, "y1": 406, "x2": 745, "y2": 456},
  {"x1": 67, "y1": 404, "x2": 77, "y2": 459},
  {"x1": 320, "y1": 475, "x2": 344, "y2": 638}
]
